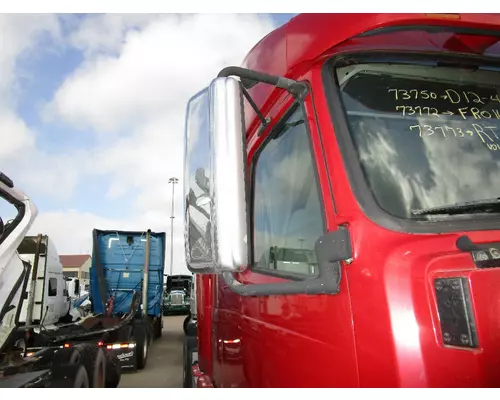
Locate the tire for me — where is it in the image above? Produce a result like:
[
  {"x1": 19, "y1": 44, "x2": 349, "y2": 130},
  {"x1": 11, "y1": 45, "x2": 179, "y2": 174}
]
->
[
  {"x1": 185, "y1": 318, "x2": 197, "y2": 337},
  {"x1": 134, "y1": 323, "x2": 148, "y2": 370},
  {"x1": 154, "y1": 319, "x2": 163, "y2": 339},
  {"x1": 148, "y1": 322, "x2": 154, "y2": 344},
  {"x1": 49, "y1": 364, "x2": 90, "y2": 388},
  {"x1": 76, "y1": 344, "x2": 106, "y2": 388},
  {"x1": 183, "y1": 315, "x2": 190, "y2": 335},
  {"x1": 183, "y1": 336, "x2": 197, "y2": 388},
  {"x1": 104, "y1": 350, "x2": 121, "y2": 388},
  {"x1": 52, "y1": 347, "x2": 82, "y2": 366},
  {"x1": 72, "y1": 365, "x2": 90, "y2": 388},
  {"x1": 117, "y1": 325, "x2": 133, "y2": 342}
]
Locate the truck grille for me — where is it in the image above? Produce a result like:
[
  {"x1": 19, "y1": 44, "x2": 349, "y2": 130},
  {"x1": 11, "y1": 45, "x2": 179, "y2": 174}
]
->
[{"x1": 171, "y1": 293, "x2": 184, "y2": 305}]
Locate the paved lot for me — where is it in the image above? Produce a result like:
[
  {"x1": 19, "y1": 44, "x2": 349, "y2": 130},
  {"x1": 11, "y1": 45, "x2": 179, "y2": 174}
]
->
[{"x1": 119, "y1": 315, "x2": 185, "y2": 388}]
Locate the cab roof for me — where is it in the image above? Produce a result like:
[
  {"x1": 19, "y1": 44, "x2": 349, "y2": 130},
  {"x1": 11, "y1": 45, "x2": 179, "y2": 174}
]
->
[
  {"x1": 240, "y1": 13, "x2": 500, "y2": 134},
  {"x1": 242, "y1": 13, "x2": 500, "y2": 78}
]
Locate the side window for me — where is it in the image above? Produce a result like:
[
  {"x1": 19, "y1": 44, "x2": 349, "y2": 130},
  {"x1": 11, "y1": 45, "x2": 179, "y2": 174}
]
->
[
  {"x1": 252, "y1": 105, "x2": 324, "y2": 277},
  {"x1": 48, "y1": 278, "x2": 58, "y2": 297}
]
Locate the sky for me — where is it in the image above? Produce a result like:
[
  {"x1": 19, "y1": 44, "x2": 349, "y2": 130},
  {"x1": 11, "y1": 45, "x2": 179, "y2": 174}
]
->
[{"x1": 0, "y1": 13, "x2": 297, "y2": 274}]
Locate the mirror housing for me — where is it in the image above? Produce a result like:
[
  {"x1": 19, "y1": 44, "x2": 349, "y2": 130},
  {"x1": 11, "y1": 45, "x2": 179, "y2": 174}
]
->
[{"x1": 184, "y1": 77, "x2": 249, "y2": 274}]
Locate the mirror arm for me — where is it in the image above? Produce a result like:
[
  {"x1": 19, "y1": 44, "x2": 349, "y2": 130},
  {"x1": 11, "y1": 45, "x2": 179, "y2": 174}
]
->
[
  {"x1": 223, "y1": 65, "x2": 309, "y2": 136},
  {"x1": 217, "y1": 66, "x2": 308, "y2": 99},
  {"x1": 241, "y1": 85, "x2": 271, "y2": 135}
]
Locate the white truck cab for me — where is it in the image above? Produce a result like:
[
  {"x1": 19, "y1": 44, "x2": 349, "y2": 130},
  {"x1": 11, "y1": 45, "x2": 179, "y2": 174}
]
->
[
  {"x1": 0, "y1": 173, "x2": 78, "y2": 353},
  {"x1": 17, "y1": 235, "x2": 72, "y2": 327},
  {"x1": 0, "y1": 172, "x2": 38, "y2": 353}
]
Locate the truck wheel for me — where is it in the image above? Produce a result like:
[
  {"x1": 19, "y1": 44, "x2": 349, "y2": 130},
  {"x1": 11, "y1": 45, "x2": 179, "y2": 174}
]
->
[
  {"x1": 185, "y1": 318, "x2": 197, "y2": 337},
  {"x1": 72, "y1": 365, "x2": 90, "y2": 388},
  {"x1": 154, "y1": 319, "x2": 163, "y2": 338},
  {"x1": 77, "y1": 344, "x2": 107, "y2": 388},
  {"x1": 183, "y1": 336, "x2": 197, "y2": 388},
  {"x1": 104, "y1": 351, "x2": 122, "y2": 388},
  {"x1": 183, "y1": 315, "x2": 190, "y2": 335},
  {"x1": 134, "y1": 324, "x2": 148, "y2": 370},
  {"x1": 52, "y1": 347, "x2": 82, "y2": 366},
  {"x1": 49, "y1": 364, "x2": 90, "y2": 388},
  {"x1": 148, "y1": 322, "x2": 154, "y2": 344}
]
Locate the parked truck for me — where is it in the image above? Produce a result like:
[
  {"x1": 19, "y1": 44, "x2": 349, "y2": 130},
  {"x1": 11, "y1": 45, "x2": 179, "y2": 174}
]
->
[
  {"x1": 163, "y1": 274, "x2": 192, "y2": 316},
  {"x1": 182, "y1": 13, "x2": 500, "y2": 388},
  {"x1": 88, "y1": 229, "x2": 166, "y2": 370},
  {"x1": 22, "y1": 228, "x2": 167, "y2": 378},
  {"x1": 0, "y1": 172, "x2": 119, "y2": 387},
  {"x1": 16, "y1": 235, "x2": 74, "y2": 329}
]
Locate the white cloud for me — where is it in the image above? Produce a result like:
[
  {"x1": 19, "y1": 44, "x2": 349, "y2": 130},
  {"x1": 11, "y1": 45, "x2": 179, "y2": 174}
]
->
[
  {"x1": 68, "y1": 14, "x2": 162, "y2": 57},
  {"x1": 0, "y1": 110, "x2": 35, "y2": 157},
  {"x1": 0, "y1": 14, "x2": 84, "y2": 202},
  {"x1": 13, "y1": 150, "x2": 85, "y2": 201},
  {"x1": 29, "y1": 209, "x2": 186, "y2": 274},
  {"x1": 0, "y1": 14, "x2": 61, "y2": 99},
  {"x1": 29, "y1": 210, "x2": 124, "y2": 254},
  {"x1": 46, "y1": 14, "x2": 275, "y2": 133},
  {"x1": 356, "y1": 116, "x2": 500, "y2": 219},
  {"x1": 37, "y1": 13, "x2": 277, "y2": 274}
]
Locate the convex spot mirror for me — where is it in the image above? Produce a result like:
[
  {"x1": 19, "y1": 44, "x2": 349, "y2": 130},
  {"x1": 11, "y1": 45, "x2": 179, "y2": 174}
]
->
[{"x1": 183, "y1": 77, "x2": 249, "y2": 274}]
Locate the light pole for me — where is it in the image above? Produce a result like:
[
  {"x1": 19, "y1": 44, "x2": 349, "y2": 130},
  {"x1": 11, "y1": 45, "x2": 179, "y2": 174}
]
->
[{"x1": 168, "y1": 177, "x2": 179, "y2": 277}]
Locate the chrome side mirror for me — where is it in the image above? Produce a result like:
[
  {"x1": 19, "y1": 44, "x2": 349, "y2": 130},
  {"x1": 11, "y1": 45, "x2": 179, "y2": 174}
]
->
[{"x1": 183, "y1": 77, "x2": 249, "y2": 274}]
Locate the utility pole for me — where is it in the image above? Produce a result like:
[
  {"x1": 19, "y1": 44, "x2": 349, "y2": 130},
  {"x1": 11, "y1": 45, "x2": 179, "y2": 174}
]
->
[{"x1": 168, "y1": 177, "x2": 179, "y2": 277}]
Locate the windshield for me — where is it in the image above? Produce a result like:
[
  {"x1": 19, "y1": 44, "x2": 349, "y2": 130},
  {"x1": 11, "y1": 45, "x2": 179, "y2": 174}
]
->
[{"x1": 336, "y1": 61, "x2": 500, "y2": 221}]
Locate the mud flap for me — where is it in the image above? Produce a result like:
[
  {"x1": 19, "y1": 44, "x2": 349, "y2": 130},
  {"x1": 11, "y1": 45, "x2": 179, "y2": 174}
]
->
[{"x1": 108, "y1": 345, "x2": 137, "y2": 371}]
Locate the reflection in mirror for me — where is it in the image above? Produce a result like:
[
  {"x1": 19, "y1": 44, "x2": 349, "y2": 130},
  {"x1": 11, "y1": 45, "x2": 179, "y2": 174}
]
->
[
  {"x1": 195, "y1": 168, "x2": 210, "y2": 194},
  {"x1": 196, "y1": 195, "x2": 210, "y2": 207},
  {"x1": 184, "y1": 77, "x2": 249, "y2": 273},
  {"x1": 336, "y1": 62, "x2": 500, "y2": 221},
  {"x1": 252, "y1": 106, "x2": 324, "y2": 277},
  {"x1": 184, "y1": 87, "x2": 213, "y2": 270}
]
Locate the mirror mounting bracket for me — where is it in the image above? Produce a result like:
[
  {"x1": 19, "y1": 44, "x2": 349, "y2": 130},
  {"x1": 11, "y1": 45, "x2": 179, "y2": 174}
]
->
[
  {"x1": 218, "y1": 66, "x2": 308, "y2": 136},
  {"x1": 217, "y1": 66, "x2": 308, "y2": 99},
  {"x1": 222, "y1": 226, "x2": 353, "y2": 297},
  {"x1": 240, "y1": 85, "x2": 271, "y2": 135}
]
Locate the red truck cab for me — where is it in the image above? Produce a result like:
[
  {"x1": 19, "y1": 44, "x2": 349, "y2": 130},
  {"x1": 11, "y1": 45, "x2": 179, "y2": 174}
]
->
[{"x1": 182, "y1": 13, "x2": 500, "y2": 387}]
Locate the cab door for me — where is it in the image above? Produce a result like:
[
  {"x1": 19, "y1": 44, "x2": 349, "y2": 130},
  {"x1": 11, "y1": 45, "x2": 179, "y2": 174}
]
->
[{"x1": 217, "y1": 84, "x2": 358, "y2": 387}]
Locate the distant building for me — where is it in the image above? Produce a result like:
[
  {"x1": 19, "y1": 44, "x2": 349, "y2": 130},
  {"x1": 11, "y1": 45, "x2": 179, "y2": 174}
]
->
[{"x1": 60, "y1": 254, "x2": 92, "y2": 289}]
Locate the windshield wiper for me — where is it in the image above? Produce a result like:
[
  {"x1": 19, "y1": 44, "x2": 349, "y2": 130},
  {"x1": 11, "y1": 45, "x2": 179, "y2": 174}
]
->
[{"x1": 412, "y1": 198, "x2": 500, "y2": 216}]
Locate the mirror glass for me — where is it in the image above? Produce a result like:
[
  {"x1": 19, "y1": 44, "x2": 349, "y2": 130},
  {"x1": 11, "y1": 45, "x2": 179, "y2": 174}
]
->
[
  {"x1": 184, "y1": 87, "x2": 213, "y2": 270},
  {"x1": 183, "y1": 77, "x2": 249, "y2": 273}
]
